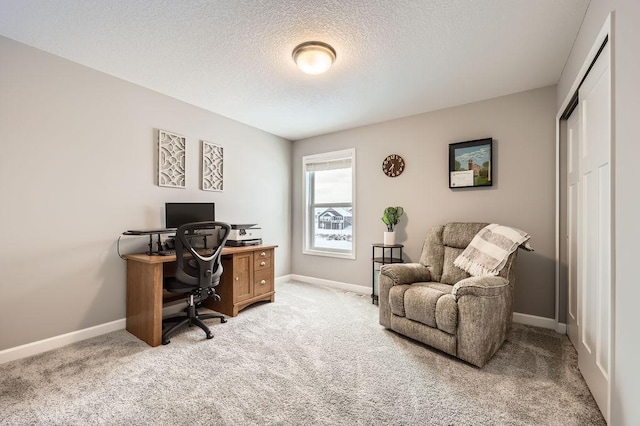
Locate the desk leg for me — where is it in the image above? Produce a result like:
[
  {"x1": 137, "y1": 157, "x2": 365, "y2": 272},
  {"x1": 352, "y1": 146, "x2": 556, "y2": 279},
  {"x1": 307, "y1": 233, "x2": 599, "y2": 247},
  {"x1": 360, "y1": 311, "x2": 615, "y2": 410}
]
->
[{"x1": 126, "y1": 260, "x2": 163, "y2": 346}]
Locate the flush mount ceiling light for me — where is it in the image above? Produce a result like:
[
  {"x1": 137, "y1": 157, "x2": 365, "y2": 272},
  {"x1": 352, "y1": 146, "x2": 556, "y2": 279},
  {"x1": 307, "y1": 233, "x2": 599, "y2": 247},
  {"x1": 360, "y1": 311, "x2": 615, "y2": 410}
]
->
[{"x1": 292, "y1": 41, "x2": 336, "y2": 75}]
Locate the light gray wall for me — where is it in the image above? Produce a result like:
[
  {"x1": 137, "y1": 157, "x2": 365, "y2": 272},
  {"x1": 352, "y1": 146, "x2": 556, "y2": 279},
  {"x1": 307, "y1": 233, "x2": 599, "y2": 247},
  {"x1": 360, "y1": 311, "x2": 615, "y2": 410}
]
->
[
  {"x1": 292, "y1": 86, "x2": 557, "y2": 319},
  {"x1": 0, "y1": 36, "x2": 292, "y2": 351},
  {"x1": 557, "y1": 1, "x2": 640, "y2": 424}
]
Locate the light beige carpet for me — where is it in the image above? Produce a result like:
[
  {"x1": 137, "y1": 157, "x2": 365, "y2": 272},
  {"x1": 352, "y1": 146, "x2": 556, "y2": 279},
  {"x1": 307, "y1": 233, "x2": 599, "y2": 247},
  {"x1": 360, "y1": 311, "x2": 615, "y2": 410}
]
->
[{"x1": 0, "y1": 280, "x2": 604, "y2": 425}]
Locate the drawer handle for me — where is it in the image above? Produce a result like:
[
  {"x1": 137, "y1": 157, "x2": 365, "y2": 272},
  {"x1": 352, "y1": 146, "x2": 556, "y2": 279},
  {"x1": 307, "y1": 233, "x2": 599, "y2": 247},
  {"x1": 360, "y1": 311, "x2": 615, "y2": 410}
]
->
[
  {"x1": 235, "y1": 277, "x2": 239, "y2": 281},
  {"x1": 260, "y1": 261, "x2": 266, "y2": 266},
  {"x1": 260, "y1": 251, "x2": 266, "y2": 257},
  {"x1": 260, "y1": 279, "x2": 266, "y2": 285}
]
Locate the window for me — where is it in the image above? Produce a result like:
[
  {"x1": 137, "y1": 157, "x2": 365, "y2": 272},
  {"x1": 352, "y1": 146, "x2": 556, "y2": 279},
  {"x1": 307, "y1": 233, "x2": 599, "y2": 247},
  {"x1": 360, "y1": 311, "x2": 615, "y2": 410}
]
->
[{"x1": 303, "y1": 149, "x2": 355, "y2": 259}]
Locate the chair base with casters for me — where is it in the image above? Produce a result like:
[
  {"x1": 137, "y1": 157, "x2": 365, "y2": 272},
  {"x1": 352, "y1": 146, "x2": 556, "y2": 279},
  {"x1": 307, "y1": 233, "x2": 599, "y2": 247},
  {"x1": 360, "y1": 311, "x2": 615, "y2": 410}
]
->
[
  {"x1": 161, "y1": 221, "x2": 232, "y2": 345},
  {"x1": 162, "y1": 287, "x2": 226, "y2": 345}
]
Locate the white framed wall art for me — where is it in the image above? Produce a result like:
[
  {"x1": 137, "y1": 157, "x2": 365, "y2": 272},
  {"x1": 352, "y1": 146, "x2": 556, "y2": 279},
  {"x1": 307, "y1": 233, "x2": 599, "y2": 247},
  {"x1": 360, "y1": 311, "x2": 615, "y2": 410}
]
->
[
  {"x1": 158, "y1": 129, "x2": 186, "y2": 188},
  {"x1": 201, "y1": 140, "x2": 223, "y2": 191}
]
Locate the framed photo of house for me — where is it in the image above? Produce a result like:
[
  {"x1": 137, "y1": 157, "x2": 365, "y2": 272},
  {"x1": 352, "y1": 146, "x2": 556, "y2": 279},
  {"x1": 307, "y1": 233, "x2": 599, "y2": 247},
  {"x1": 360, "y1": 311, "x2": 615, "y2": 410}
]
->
[{"x1": 449, "y1": 138, "x2": 493, "y2": 188}]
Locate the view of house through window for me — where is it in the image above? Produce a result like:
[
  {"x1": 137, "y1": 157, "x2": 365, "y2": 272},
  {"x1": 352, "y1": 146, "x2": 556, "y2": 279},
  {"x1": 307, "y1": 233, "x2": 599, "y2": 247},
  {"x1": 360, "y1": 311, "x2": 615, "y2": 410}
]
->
[{"x1": 303, "y1": 149, "x2": 355, "y2": 258}]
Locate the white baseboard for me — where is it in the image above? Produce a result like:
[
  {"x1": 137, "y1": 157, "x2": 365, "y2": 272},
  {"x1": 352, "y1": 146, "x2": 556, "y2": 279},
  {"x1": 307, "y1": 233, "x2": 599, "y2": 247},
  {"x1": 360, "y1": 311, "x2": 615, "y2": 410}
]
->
[
  {"x1": 1, "y1": 278, "x2": 567, "y2": 365},
  {"x1": 290, "y1": 274, "x2": 369, "y2": 295},
  {"x1": 513, "y1": 312, "x2": 566, "y2": 333},
  {"x1": 0, "y1": 275, "x2": 304, "y2": 365},
  {"x1": 292, "y1": 275, "x2": 566, "y2": 333},
  {"x1": 0, "y1": 275, "x2": 355, "y2": 364},
  {"x1": 0, "y1": 319, "x2": 126, "y2": 365},
  {"x1": 276, "y1": 274, "x2": 293, "y2": 285}
]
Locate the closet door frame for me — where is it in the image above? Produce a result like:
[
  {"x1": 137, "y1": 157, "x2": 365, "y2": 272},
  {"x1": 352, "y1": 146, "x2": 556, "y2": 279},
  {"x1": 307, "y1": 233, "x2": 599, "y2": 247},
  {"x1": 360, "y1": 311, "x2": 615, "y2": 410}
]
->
[{"x1": 555, "y1": 13, "x2": 614, "y2": 423}]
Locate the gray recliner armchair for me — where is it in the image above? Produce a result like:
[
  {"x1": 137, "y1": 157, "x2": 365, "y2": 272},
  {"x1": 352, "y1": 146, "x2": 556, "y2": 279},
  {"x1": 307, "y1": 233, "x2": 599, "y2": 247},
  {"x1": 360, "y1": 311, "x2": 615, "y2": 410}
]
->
[{"x1": 379, "y1": 222, "x2": 521, "y2": 367}]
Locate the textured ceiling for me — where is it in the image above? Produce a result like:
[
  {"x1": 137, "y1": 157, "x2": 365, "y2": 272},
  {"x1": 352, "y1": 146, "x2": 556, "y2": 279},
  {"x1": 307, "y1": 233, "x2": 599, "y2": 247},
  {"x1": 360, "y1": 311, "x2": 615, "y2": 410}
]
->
[{"x1": 0, "y1": 0, "x2": 589, "y2": 140}]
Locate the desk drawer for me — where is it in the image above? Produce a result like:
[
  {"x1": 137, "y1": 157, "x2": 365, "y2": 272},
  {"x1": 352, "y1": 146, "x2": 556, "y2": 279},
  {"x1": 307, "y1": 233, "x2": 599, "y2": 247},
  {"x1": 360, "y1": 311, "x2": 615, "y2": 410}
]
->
[
  {"x1": 254, "y1": 250, "x2": 272, "y2": 270},
  {"x1": 254, "y1": 269, "x2": 273, "y2": 296},
  {"x1": 255, "y1": 249, "x2": 272, "y2": 260}
]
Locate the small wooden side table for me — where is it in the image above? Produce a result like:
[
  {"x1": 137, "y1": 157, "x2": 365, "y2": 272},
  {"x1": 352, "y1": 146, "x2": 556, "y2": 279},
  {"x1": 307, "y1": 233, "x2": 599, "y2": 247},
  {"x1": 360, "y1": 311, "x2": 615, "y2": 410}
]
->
[{"x1": 371, "y1": 243, "x2": 404, "y2": 305}]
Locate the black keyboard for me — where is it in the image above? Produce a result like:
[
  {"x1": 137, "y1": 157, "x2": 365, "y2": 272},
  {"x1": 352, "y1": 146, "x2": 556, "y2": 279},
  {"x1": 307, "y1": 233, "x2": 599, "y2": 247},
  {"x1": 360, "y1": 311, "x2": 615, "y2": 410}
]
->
[
  {"x1": 157, "y1": 250, "x2": 176, "y2": 256},
  {"x1": 125, "y1": 228, "x2": 176, "y2": 235}
]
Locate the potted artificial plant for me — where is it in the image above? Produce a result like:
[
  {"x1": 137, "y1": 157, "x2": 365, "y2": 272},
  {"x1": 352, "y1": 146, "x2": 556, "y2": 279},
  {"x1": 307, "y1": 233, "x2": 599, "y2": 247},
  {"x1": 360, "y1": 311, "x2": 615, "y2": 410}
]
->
[{"x1": 382, "y1": 206, "x2": 404, "y2": 245}]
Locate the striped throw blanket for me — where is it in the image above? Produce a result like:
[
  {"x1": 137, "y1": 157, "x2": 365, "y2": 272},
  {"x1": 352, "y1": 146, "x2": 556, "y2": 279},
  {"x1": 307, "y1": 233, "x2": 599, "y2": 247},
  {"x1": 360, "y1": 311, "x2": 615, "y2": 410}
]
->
[{"x1": 454, "y1": 224, "x2": 532, "y2": 276}]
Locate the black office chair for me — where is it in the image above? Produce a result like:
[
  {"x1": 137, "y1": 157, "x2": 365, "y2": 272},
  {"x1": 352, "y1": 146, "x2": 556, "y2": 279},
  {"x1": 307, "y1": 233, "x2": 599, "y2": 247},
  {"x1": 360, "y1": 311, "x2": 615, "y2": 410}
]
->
[{"x1": 161, "y1": 221, "x2": 231, "y2": 345}]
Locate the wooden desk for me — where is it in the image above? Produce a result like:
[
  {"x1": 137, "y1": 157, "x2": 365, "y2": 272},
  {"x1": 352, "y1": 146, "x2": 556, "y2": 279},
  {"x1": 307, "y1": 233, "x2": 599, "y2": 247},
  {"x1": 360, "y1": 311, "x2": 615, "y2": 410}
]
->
[{"x1": 125, "y1": 244, "x2": 277, "y2": 346}]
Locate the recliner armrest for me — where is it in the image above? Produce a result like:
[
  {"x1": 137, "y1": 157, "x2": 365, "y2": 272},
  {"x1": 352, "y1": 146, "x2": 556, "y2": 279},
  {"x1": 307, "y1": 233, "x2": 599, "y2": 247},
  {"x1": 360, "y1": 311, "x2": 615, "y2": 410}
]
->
[
  {"x1": 380, "y1": 263, "x2": 431, "y2": 286},
  {"x1": 452, "y1": 276, "x2": 510, "y2": 300}
]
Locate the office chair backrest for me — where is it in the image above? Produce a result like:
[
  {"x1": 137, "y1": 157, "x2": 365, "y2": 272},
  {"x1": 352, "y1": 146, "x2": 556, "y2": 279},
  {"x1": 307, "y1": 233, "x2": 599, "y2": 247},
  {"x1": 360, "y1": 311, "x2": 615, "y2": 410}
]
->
[{"x1": 174, "y1": 221, "x2": 231, "y2": 289}]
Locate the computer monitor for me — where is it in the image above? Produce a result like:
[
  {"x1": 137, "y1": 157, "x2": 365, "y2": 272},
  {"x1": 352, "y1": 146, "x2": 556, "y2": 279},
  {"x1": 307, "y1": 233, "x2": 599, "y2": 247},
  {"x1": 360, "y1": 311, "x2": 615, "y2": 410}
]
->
[{"x1": 165, "y1": 202, "x2": 215, "y2": 229}]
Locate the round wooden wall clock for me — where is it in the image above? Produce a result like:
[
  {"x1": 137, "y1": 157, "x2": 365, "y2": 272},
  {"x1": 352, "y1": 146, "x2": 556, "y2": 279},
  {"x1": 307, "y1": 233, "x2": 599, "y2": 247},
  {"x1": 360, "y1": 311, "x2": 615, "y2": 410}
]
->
[{"x1": 382, "y1": 154, "x2": 405, "y2": 177}]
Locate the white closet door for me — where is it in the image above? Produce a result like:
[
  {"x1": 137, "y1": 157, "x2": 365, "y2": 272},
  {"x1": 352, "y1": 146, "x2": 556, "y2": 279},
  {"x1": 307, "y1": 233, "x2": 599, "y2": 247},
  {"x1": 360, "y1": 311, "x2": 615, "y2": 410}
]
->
[
  {"x1": 566, "y1": 111, "x2": 579, "y2": 348},
  {"x1": 577, "y1": 42, "x2": 611, "y2": 421}
]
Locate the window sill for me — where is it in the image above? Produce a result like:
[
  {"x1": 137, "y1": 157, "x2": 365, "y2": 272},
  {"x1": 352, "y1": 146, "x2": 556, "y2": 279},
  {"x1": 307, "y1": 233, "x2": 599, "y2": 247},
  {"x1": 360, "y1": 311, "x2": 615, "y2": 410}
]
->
[{"x1": 303, "y1": 249, "x2": 356, "y2": 260}]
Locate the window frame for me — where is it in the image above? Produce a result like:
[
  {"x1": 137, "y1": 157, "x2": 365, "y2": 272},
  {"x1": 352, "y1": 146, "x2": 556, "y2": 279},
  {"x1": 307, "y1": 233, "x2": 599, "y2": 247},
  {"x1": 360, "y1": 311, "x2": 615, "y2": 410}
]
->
[{"x1": 302, "y1": 148, "x2": 356, "y2": 259}]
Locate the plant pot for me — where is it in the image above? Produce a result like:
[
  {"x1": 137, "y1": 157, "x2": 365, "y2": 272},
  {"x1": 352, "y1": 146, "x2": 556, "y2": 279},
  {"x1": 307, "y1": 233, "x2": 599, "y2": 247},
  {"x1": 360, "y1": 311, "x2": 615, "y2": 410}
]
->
[{"x1": 383, "y1": 231, "x2": 396, "y2": 245}]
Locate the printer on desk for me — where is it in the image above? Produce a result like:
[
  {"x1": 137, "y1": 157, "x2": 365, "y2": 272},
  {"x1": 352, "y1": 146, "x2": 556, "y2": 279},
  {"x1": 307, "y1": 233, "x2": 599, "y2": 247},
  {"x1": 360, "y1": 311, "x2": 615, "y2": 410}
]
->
[{"x1": 226, "y1": 224, "x2": 262, "y2": 246}]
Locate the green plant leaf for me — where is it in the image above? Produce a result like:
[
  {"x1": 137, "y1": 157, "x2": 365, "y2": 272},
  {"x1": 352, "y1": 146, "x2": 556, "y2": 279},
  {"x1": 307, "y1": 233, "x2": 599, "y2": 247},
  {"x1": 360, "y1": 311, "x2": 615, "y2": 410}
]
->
[{"x1": 382, "y1": 206, "x2": 404, "y2": 231}]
